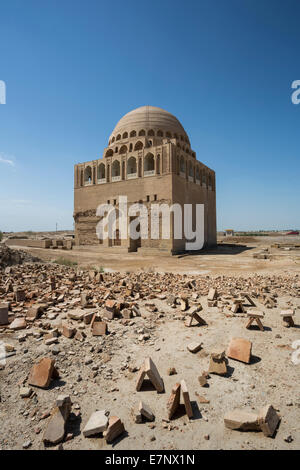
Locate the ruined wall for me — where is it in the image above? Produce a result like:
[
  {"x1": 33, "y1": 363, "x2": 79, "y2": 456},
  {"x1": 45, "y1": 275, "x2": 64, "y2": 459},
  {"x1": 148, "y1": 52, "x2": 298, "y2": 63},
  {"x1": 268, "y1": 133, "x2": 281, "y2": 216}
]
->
[{"x1": 5, "y1": 239, "x2": 52, "y2": 249}]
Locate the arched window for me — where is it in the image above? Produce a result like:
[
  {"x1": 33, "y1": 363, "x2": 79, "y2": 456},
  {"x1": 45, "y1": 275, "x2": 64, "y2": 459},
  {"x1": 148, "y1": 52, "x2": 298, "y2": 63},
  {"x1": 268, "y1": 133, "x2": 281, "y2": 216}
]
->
[
  {"x1": 119, "y1": 145, "x2": 128, "y2": 155},
  {"x1": 166, "y1": 131, "x2": 171, "y2": 138},
  {"x1": 116, "y1": 134, "x2": 121, "y2": 141},
  {"x1": 134, "y1": 141, "x2": 143, "y2": 151},
  {"x1": 112, "y1": 160, "x2": 120, "y2": 178},
  {"x1": 97, "y1": 163, "x2": 105, "y2": 180},
  {"x1": 115, "y1": 147, "x2": 118, "y2": 153},
  {"x1": 196, "y1": 167, "x2": 200, "y2": 182},
  {"x1": 189, "y1": 162, "x2": 194, "y2": 181},
  {"x1": 148, "y1": 129, "x2": 155, "y2": 136},
  {"x1": 144, "y1": 153, "x2": 155, "y2": 174},
  {"x1": 122, "y1": 161, "x2": 125, "y2": 180},
  {"x1": 122, "y1": 132, "x2": 128, "y2": 139},
  {"x1": 138, "y1": 158, "x2": 142, "y2": 177},
  {"x1": 138, "y1": 129, "x2": 145, "y2": 136},
  {"x1": 130, "y1": 130, "x2": 136, "y2": 137},
  {"x1": 105, "y1": 149, "x2": 113, "y2": 157},
  {"x1": 80, "y1": 169, "x2": 84, "y2": 186},
  {"x1": 84, "y1": 166, "x2": 92, "y2": 184},
  {"x1": 157, "y1": 130, "x2": 163, "y2": 137},
  {"x1": 107, "y1": 164, "x2": 110, "y2": 182},
  {"x1": 129, "y1": 143, "x2": 133, "y2": 151},
  {"x1": 127, "y1": 156, "x2": 137, "y2": 175},
  {"x1": 111, "y1": 137, "x2": 115, "y2": 143},
  {"x1": 202, "y1": 172, "x2": 206, "y2": 185}
]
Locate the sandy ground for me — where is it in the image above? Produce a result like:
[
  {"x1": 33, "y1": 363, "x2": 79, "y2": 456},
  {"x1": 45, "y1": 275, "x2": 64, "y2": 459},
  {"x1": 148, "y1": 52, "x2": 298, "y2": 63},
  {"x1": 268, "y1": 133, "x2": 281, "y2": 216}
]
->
[{"x1": 8, "y1": 235, "x2": 300, "y2": 276}]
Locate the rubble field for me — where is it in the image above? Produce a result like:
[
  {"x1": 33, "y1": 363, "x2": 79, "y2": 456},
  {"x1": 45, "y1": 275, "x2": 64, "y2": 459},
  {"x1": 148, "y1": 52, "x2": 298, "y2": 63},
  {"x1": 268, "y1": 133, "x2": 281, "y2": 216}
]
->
[
  {"x1": 0, "y1": 246, "x2": 299, "y2": 450},
  {"x1": 0, "y1": 244, "x2": 40, "y2": 269}
]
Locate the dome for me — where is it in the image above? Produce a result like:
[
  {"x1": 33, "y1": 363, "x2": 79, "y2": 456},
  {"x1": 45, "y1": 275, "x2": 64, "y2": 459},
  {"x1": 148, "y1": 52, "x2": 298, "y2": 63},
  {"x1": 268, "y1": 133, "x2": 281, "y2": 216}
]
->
[{"x1": 109, "y1": 105, "x2": 190, "y2": 144}]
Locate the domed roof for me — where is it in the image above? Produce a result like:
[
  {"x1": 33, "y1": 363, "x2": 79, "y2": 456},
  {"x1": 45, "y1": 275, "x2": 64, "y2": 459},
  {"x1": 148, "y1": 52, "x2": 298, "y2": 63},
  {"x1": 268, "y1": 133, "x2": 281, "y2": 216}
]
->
[{"x1": 110, "y1": 105, "x2": 189, "y2": 142}]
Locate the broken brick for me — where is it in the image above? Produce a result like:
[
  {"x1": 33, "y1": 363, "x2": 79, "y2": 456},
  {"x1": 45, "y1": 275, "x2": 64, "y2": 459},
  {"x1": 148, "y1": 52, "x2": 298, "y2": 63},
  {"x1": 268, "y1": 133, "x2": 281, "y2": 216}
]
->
[
  {"x1": 28, "y1": 358, "x2": 55, "y2": 389},
  {"x1": 227, "y1": 337, "x2": 252, "y2": 364},
  {"x1": 167, "y1": 382, "x2": 181, "y2": 419},
  {"x1": 103, "y1": 416, "x2": 125, "y2": 443}
]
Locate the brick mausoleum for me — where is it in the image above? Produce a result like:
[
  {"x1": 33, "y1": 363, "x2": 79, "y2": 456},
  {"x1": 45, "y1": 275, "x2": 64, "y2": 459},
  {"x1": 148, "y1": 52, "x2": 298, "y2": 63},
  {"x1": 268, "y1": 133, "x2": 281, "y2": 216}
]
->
[{"x1": 74, "y1": 106, "x2": 216, "y2": 253}]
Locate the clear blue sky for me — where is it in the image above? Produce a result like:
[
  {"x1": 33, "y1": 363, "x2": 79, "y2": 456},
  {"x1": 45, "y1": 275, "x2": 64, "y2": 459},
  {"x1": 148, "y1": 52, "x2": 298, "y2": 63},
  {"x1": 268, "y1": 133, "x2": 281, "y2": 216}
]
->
[{"x1": 0, "y1": 0, "x2": 299, "y2": 232}]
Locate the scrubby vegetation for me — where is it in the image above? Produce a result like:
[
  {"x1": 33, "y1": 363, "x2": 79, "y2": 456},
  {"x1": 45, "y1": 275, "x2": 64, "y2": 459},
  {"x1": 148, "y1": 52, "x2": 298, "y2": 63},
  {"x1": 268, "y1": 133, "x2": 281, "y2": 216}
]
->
[{"x1": 53, "y1": 257, "x2": 77, "y2": 267}]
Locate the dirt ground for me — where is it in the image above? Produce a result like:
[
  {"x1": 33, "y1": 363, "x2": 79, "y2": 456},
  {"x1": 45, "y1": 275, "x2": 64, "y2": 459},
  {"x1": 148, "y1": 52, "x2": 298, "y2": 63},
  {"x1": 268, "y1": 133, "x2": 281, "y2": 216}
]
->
[
  {"x1": 0, "y1": 236, "x2": 299, "y2": 451},
  {"x1": 8, "y1": 235, "x2": 300, "y2": 276}
]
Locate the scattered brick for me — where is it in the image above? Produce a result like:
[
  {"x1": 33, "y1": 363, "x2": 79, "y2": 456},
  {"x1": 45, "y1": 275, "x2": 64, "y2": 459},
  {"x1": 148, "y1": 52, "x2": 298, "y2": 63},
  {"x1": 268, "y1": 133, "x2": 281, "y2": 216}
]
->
[
  {"x1": 103, "y1": 416, "x2": 125, "y2": 443},
  {"x1": 28, "y1": 357, "x2": 56, "y2": 389},
  {"x1": 167, "y1": 382, "x2": 181, "y2": 419},
  {"x1": 83, "y1": 410, "x2": 108, "y2": 437},
  {"x1": 226, "y1": 337, "x2": 252, "y2": 364},
  {"x1": 181, "y1": 379, "x2": 193, "y2": 418},
  {"x1": 258, "y1": 405, "x2": 280, "y2": 437},
  {"x1": 208, "y1": 349, "x2": 228, "y2": 375}
]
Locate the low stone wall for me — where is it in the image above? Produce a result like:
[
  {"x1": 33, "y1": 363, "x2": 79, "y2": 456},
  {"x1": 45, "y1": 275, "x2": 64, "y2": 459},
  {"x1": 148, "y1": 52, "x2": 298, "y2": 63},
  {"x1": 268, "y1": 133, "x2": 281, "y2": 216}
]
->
[{"x1": 6, "y1": 239, "x2": 52, "y2": 249}]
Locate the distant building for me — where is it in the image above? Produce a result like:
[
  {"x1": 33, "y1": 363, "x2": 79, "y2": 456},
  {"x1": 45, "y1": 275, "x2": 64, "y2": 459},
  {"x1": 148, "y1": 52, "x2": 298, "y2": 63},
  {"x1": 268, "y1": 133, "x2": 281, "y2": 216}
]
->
[{"x1": 224, "y1": 229, "x2": 234, "y2": 237}]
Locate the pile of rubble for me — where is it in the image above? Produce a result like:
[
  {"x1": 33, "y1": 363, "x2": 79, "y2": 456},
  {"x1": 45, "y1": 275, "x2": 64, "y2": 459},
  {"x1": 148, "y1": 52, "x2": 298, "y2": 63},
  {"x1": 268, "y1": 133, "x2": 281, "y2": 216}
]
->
[
  {"x1": 0, "y1": 261, "x2": 299, "y2": 449},
  {"x1": 0, "y1": 244, "x2": 40, "y2": 269}
]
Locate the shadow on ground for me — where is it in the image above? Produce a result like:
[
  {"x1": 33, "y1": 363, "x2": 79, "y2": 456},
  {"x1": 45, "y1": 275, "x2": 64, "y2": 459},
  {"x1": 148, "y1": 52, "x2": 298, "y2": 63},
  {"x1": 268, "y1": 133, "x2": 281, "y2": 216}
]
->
[{"x1": 177, "y1": 244, "x2": 254, "y2": 258}]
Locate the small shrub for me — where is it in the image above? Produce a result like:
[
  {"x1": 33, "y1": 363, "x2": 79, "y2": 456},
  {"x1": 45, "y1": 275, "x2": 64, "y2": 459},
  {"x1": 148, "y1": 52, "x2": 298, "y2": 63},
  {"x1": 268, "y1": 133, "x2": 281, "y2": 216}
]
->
[{"x1": 53, "y1": 257, "x2": 77, "y2": 267}]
